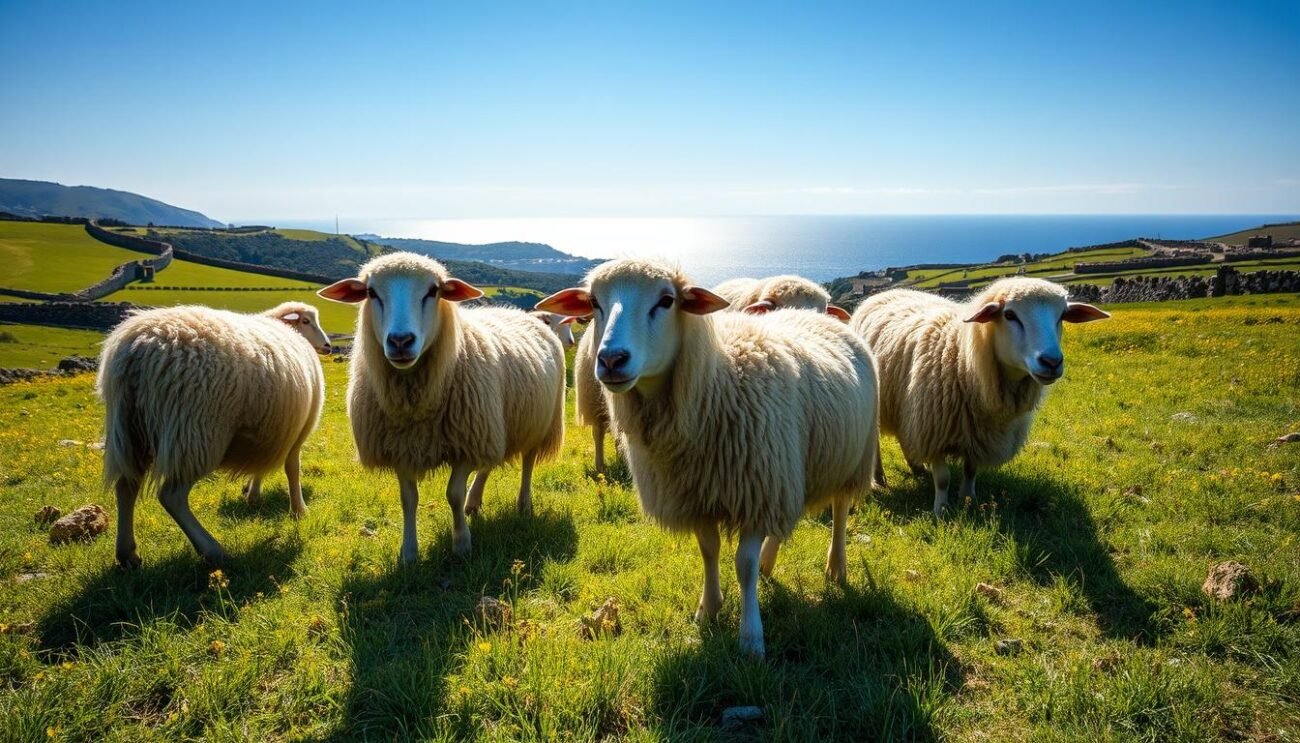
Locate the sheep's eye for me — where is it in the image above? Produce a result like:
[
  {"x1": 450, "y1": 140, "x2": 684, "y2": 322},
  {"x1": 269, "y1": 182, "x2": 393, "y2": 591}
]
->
[
  {"x1": 426, "y1": 285, "x2": 439, "y2": 299},
  {"x1": 1003, "y1": 309, "x2": 1019, "y2": 323},
  {"x1": 651, "y1": 295, "x2": 674, "y2": 315},
  {"x1": 590, "y1": 297, "x2": 602, "y2": 312}
]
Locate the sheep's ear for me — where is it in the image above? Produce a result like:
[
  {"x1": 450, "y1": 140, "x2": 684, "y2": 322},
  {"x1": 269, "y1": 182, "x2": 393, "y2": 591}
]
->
[
  {"x1": 964, "y1": 301, "x2": 1003, "y2": 323},
  {"x1": 560, "y1": 316, "x2": 581, "y2": 325},
  {"x1": 826, "y1": 305, "x2": 851, "y2": 322},
  {"x1": 318, "y1": 279, "x2": 368, "y2": 304},
  {"x1": 280, "y1": 312, "x2": 301, "y2": 322},
  {"x1": 743, "y1": 299, "x2": 776, "y2": 315},
  {"x1": 1062, "y1": 302, "x2": 1110, "y2": 323},
  {"x1": 440, "y1": 278, "x2": 484, "y2": 302},
  {"x1": 535, "y1": 288, "x2": 594, "y2": 316},
  {"x1": 681, "y1": 286, "x2": 730, "y2": 315}
]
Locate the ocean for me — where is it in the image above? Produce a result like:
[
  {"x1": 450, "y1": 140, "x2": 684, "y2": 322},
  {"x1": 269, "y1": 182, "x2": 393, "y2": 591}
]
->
[{"x1": 278, "y1": 215, "x2": 1298, "y2": 287}]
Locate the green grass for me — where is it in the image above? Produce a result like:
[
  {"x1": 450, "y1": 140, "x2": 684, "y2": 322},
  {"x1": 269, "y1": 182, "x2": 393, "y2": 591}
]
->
[
  {"x1": 1208, "y1": 222, "x2": 1300, "y2": 246},
  {"x1": 0, "y1": 324, "x2": 106, "y2": 368},
  {"x1": 905, "y1": 246, "x2": 1153, "y2": 290},
  {"x1": 0, "y1": 223, "x2": 151, "y2": 295},
  {"x1": 143, "y1": 259, "x2": 321, "y2": 289},
  {"x1": 0, "y1": 301, "x2": 1296, "y2": 739}
]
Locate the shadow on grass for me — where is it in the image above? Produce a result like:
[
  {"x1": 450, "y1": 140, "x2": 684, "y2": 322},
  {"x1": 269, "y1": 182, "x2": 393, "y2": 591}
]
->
[
  {"x1": 876, "y1": 463, "x2": 1160, "y2": 643},
  {"x1": 319, "y1": 508, "x2": 579, "y2": 741},
  {"x1": 650, "y1": 580, "x2": 961, "y2": 741},
  {"x1": 215, "y1": 484, "x2": 315, "y2": 521},
  {"x1": 37, "y1": 533, "x2": 303, "y2": 655}
]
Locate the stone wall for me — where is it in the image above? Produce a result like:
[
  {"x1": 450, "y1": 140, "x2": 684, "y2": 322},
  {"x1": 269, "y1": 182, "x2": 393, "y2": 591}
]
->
[
  {"x1": 1074, "y1": 255, "x2": 1212, "y2": 274},
  {"x1": 1098, "y1": 266, "x2": 1299, "y2": 304},
  {"x1": 0, "y1": 301, "x2": 138, "y2": 330},
  {"x1": 77, "y1": 221, "x2": 176, "y2": 300}
]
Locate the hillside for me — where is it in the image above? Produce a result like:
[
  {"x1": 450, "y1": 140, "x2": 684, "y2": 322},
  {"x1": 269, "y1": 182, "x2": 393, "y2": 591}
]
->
[
  {"x1": 1207, "y1": 221, "x2": 1300, "y2": 246},
  {"x1": 0, "y1": 178, "x2": 222, "y2": 228},
  {"x1": 359, "y1": 234, "x2": 601, "y2": 275}
]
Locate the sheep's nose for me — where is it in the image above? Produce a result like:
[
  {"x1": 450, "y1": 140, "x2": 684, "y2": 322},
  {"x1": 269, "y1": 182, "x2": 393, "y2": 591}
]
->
[
  {"x1": 387, "y1": 332, "x2": 416, "y2": 351},
  {"x1": 598, "y1": 348, "x2": 630, "y2": 374},
  {"x1": 321, "y1": 343, "x2": 332, "y2": 354},
  {"x1": 1037, "y1": 352, "x2": 1063, "y2": 371}
]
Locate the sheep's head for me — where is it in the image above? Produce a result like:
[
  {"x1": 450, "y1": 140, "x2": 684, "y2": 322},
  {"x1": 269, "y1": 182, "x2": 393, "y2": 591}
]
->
[
  {"x1": 741, "y1": 275, "x2": 850, "y2": 321},
  {"x1": 264, "y1": 302, "x2": 332, "y2": 354},
  {"x1": 536, "y1": 259, "x2": 728, "y2": 393},
  {"x1": 964, "y1": 278, "x2": 1109, "y2": 385},
  {"x1": 318, "y1": 252, "x2": 482, "y2": 370},
  {"x1": 531, "y1": 311, "x2": 577, "y2": 350}
]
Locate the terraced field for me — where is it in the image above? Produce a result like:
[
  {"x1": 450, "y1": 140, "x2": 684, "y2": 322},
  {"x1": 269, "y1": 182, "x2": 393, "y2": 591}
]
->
[{"x1": 0, "y1": 223, "x2": 146, "y2": 295}]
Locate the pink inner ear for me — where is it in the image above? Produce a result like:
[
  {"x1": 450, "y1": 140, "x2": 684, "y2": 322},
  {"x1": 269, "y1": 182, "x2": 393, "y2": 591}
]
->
[
  {"x1": 743, "y1": 299, "x2": 775, "y2": 315},
  {"x1": 318, "y1": 279, "x2": 368, "y2": 304},
  {"x1": 535, "y1": 288, "x2": 594, "y2": 316},
  {"x1": 441, "y1": 278, "x2": 484, "y2": 302},
  {"x1": 964, "y1": 301, "x2": 1004, "y2": 323},
  {"x1": 1062, "y1": 302, "x2": 1111, "y2": 323},
  {"x1": 826, "y1": 305, "x2": 850, "y2": 322},
  {"x1": 681, "y1": 286, "x2": 731, "y2": 315}
]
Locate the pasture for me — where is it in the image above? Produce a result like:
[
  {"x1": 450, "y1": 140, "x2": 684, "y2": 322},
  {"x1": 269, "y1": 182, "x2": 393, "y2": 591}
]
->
[
  {"x1": 0, "y1": 296, "x2": 1297, "y2": 740},
  {"x1": 0, "y1": 223, "x2": 147, "y2": 295}
]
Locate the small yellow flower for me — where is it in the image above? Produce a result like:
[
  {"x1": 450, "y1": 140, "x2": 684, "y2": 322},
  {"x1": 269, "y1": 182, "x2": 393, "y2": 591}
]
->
[
  {"x1": 209, "y1": 640, "x2": 226, "y2": 657},
  {"x1": 477, "y1": 641, "x2": 491, "y2": 652},
  {"x1": 46, "y1": 727, "x2": 57, "y2": 739},
  {"x1": 208, "y1": 569, "x2": 229, "y2": 590},
  {"x1": 23, "y1": 552, "x2": 32, "y2": 563},
  {"x1": 459, "y1": 685, "x2": 470, "y2": 696},
  {"x1": 60, "y1": 661, "x2": 74, "y2": 670},
  {"x1": 502, "y1": 675, "x2": 518, "y2": 689}
]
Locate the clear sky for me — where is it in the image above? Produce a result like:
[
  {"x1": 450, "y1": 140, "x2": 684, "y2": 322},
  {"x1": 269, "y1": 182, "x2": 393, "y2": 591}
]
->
[{"x1": 2, "y1": 0, "x2": 1297, "y2": 221}]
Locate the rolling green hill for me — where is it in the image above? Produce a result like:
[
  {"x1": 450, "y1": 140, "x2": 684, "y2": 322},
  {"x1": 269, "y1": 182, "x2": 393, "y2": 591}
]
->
[
  {"x1": 0, "y1": 178, "x2": 222, "y2": 228},
  {"x1": 0, "y1": 222, "x2": 148, "y2": 295},
  {"x1": 1207, "y1": 221, "x2": 1300, "y2": 246}
]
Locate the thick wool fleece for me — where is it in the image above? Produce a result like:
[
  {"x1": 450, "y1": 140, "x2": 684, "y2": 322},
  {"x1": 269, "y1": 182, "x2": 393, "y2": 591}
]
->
[
  {"x1": 98, "y1": 304, "x2": 325, "y2": 486},
  {"x1": 850, "y1": 278, "x2": 1064, "y2": 469},
  {"x1": 593, "y1": 262, "x2": 878, "y2": 539},
  {"x1": 713, "y1": 275, "x2": 833, "y2": 312},
  {"x1": 347, "y1": 256, "x2": 565, "y2": 477},
  {"x1": 572, "y1": 326, "x2": 608, "y2": 428}
]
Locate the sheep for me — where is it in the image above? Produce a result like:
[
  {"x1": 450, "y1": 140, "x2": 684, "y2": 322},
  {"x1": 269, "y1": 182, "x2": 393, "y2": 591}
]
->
[
  {"x1": 570, "y1": 314, "x2": 614, "y2": 474},
  {"x1": 849, "y1": 277, "x2": 1109, "y2": 515},
  {"x1": 713, "y1": 275, "x2": 851, "y2": 320},
  {"x1": 538, "y1": 258, "x2": 878, "y2": 658},
  {"x1": 530, "y1": 310, "x2": 577, "y2": 350},
  {"x1": 97, "y1": 301, "x2": 331, "y2": 568},
  {"x1": 319, "y1": 252, "x2": 565, "y2": 565}
]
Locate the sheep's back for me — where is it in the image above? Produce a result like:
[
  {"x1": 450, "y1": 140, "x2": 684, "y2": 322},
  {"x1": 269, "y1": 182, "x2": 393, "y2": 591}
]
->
[{"x1": 573, "y1": 327, "x2": 607, "y2": 426}]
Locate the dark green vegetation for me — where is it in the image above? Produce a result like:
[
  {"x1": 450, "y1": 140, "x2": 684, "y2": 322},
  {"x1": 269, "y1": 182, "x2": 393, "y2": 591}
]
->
[
  {"x1": 0, "y1": 178, "x2": 222, "y2": 228},
  {"x1": 361, "y1": 234, "x2": 601, "y2": 275},
  {"x1": 0, "y1": 296, "x2": 1297, "y2": 740}
]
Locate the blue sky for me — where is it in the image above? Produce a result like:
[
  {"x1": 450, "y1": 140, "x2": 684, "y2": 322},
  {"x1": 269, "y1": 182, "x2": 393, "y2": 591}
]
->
[{"x1": 1, "y1": 0, "x2": 1297, "y2": 221}]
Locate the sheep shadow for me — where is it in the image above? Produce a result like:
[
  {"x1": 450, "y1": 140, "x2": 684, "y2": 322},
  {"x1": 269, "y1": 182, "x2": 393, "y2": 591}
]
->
[
  {"x1": 317, "y1": 509, "x2": 578, "y2": 741},
  {"x1": 650, "y1": 580, "x2": 961, "y2": 741},
  {"x1": 36, "y1": 534, "x2": 303, "y2": 656},
  {"x1": 874, "y1": 463, "x2": 1159, "y2": 642}
]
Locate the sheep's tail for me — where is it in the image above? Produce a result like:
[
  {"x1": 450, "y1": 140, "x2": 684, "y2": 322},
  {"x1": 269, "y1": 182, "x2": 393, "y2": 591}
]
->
[{"x1": 97, "y1": 339, "x2": 148, "y2": 490}]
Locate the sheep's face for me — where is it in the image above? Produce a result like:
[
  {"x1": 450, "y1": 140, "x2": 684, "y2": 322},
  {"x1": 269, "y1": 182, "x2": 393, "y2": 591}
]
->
[
  {"x1": 536, "y1": 269, "x2": 728, "y2": 394},
  {"x1": 318, "y1": 269, "x2": 482, "y2": 370},
  {"x1": 270, "y1": 305, "x2": 332, "y2": 354},
  {"x1": 740, "y1": 276, "x2": 851, "y2": 322},
  {"x1": 966, "y1": 293, "x2": 1109, "y2": 385}
]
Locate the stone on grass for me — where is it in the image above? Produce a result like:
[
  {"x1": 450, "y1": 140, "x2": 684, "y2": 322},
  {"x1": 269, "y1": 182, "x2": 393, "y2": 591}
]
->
[
  {"x1": 720, "y1": 706, "x2": 764, "y2": 731},
  {"x1": 1202, "y1": 561, "x2": 1259, "y2": 602},
  {"x1": 1267, "y1": 432, "x2": 1300, "y2": 449},
  {"x1": 995, "y1": 638, "x2": 1024, "y2": 656},
  {"x1": 48, "y1": 504, "x2": 107, "y2": 545},
  {"x1": 975, "y1": 582, "x2": 1004, "y2": 603},
  {"x1": 579, "y1": 597, "x2": 621, "y2": 639}
]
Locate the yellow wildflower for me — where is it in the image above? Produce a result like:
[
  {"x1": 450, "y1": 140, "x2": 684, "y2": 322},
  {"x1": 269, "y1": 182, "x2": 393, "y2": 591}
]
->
[{"x1": 477, "y1": 641, "x2": 491, "y2": 652}]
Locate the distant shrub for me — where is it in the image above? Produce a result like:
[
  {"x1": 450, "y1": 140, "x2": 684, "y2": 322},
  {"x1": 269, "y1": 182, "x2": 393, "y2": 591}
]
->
[{"x1": 0, "y1": 331, "x2": 18, "y2": 343}]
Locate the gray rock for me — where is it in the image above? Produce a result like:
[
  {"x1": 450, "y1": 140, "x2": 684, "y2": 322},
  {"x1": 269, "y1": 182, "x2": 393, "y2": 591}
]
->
[
  {"x1": 995, "y1": 638, "x2": 1024, "y2": 656},
  {"x1": 720, "y1": 706, "x2": 764, "y2": 731}
]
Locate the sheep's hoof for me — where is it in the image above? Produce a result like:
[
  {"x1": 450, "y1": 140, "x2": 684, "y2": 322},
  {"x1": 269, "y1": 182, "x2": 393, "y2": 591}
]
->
[
  {"x1": 738, "y1": 633, "x2": 766, "y2": 660},
  {"x1": 201, "y1": 548, "x2": 230, "y2": 569},
  {"x1": 290, "y1": 505, "x2": 308, "y2": 520},
  {"x1": 397, "y1": 546, "x2": 419, "y2": 566},
  {"x1": 116, "y1": 549, "x2": 142, "y2": 570},
  {"x1": 824, "y1": 563, "x2": 847, "y2": 585},
  {"x1": 464, "y1": 501, "x2": 481, "y2": 517},
  {"x1": 694, "y1": 600, "x2": 721, "y2": 624},
  {"x1": 516, "y1": 499, "x2": 533, "y2": 517},
  {"x1": 451, "y1": 530, "x2": 472, "y2": 558}
]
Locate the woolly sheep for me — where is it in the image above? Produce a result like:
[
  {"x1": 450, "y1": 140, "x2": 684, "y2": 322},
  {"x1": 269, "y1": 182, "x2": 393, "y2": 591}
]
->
[
  {"x1": 97, "y1": 302, "x2": 330, "y2": 568},
  {"x1": 530, "y1": 310, "x2": 577, "y2": 350},
  {"x1": 570, "y1": 315, "x2": 614, "y2": 474},
  {"x1": 713, "y1": 275, "x2": 851, "y2": 320},
  {"x1": 538, "y1": 259, "x2": 879, "y2": 658},
  {"x1": 850, "y1": 277, "x2": 1109, "y2": 515},
  {"x1": 319, "y1": 252, "x2": 565, "y2": 565}
]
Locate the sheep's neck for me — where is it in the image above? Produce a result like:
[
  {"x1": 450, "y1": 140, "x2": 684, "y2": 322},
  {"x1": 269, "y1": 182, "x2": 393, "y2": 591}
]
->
[{"x1": 962, "y1": 324, "x2": 1042, "y2": 421}]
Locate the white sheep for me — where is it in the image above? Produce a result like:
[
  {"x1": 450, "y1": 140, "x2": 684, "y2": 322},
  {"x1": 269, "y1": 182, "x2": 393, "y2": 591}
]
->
[
  {"x1": 319, "y1": 252, "x2": 565, "y2": 565},
  {"x1": 530, "y1": 310, "x2": 577, "y2": 350},
  {"x1": 570, "y1": 315, "x2": 614, "y2": 474},
  {"x1": 538, "y1": 259, "x2": 879, "y2": 658},
  {"x1": 713, "y1": 275, "x2": 851, "y2": 320},
  {"x1": 97, "y1": 301, "x2": 331, "y2": 568},
  {"x1": 850, "y1": 277, "x2": 1109, "y2": 515}
]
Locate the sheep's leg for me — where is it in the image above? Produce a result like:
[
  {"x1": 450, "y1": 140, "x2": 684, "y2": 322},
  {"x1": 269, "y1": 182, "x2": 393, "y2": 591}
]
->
[
  {"x1": 959, "y1": 460, "x2": 978, "y2": 505},
  {"x1": 735, "y1": 530, "x2": 766, "y2": 659},
  {"x1": 517, "y1": 450, "x2": 536, "y2": 516},
  {"x1": 758, "y1": 536, "x2": 781, "y2": 577},
  {"x1": 159, "y1": 477, "x2": 227, "y2": 567},
  {"x1": 286, "y1": 445, "x2": 308, "y2": 519},
  {"x1": 592, "y1": 421, "x2": 606, "y2": 475},
  {"x1": 445, "y1": 464, "x2": 474, "y2": 558},
  {"x1": 397, "y1": 476, "x2": 421, "y2": 566},
  {"x1": 873, "y1": 455, "x2": 888, "y2": 489},
  {"x1": 114, "y1": 477, "x2": 142, "y2": 569},
  {"x1": 243, "y1": 477, "x2": 261, "y2": 505},
  {"x1": 465, "y1": 469, "x2": 489, "y2": 517},
  {"x1": 825, "y1": 497, "x2": 850, "y2": 584},
  {"x1": 906, "y1": 457, "x2": 927, "y2": 476},
  {"x1": 930, "y1": 460, "x2": 951, "y2": 516},
  {"x1": 693, "y1": 521, "x2": 723, "y2": 623}
]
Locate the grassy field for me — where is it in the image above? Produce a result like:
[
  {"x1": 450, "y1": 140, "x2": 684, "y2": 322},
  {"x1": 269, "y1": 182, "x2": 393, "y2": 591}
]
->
[
  {"x1": 0, "y1": 325, "x2": 106, "y2": 368},
  {"x1": 0, "y1": 297, "x2": 1296, "y2": 740},
  {"x1": 0, "y1": 223, "x2": 151, "y2": 295},
  {"x1": 903, "y1": 246, "x2": 1153, "y2": 289},
  {"x1": 1209, "y1": 222, "x2": 1300, "y2": 246}
]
